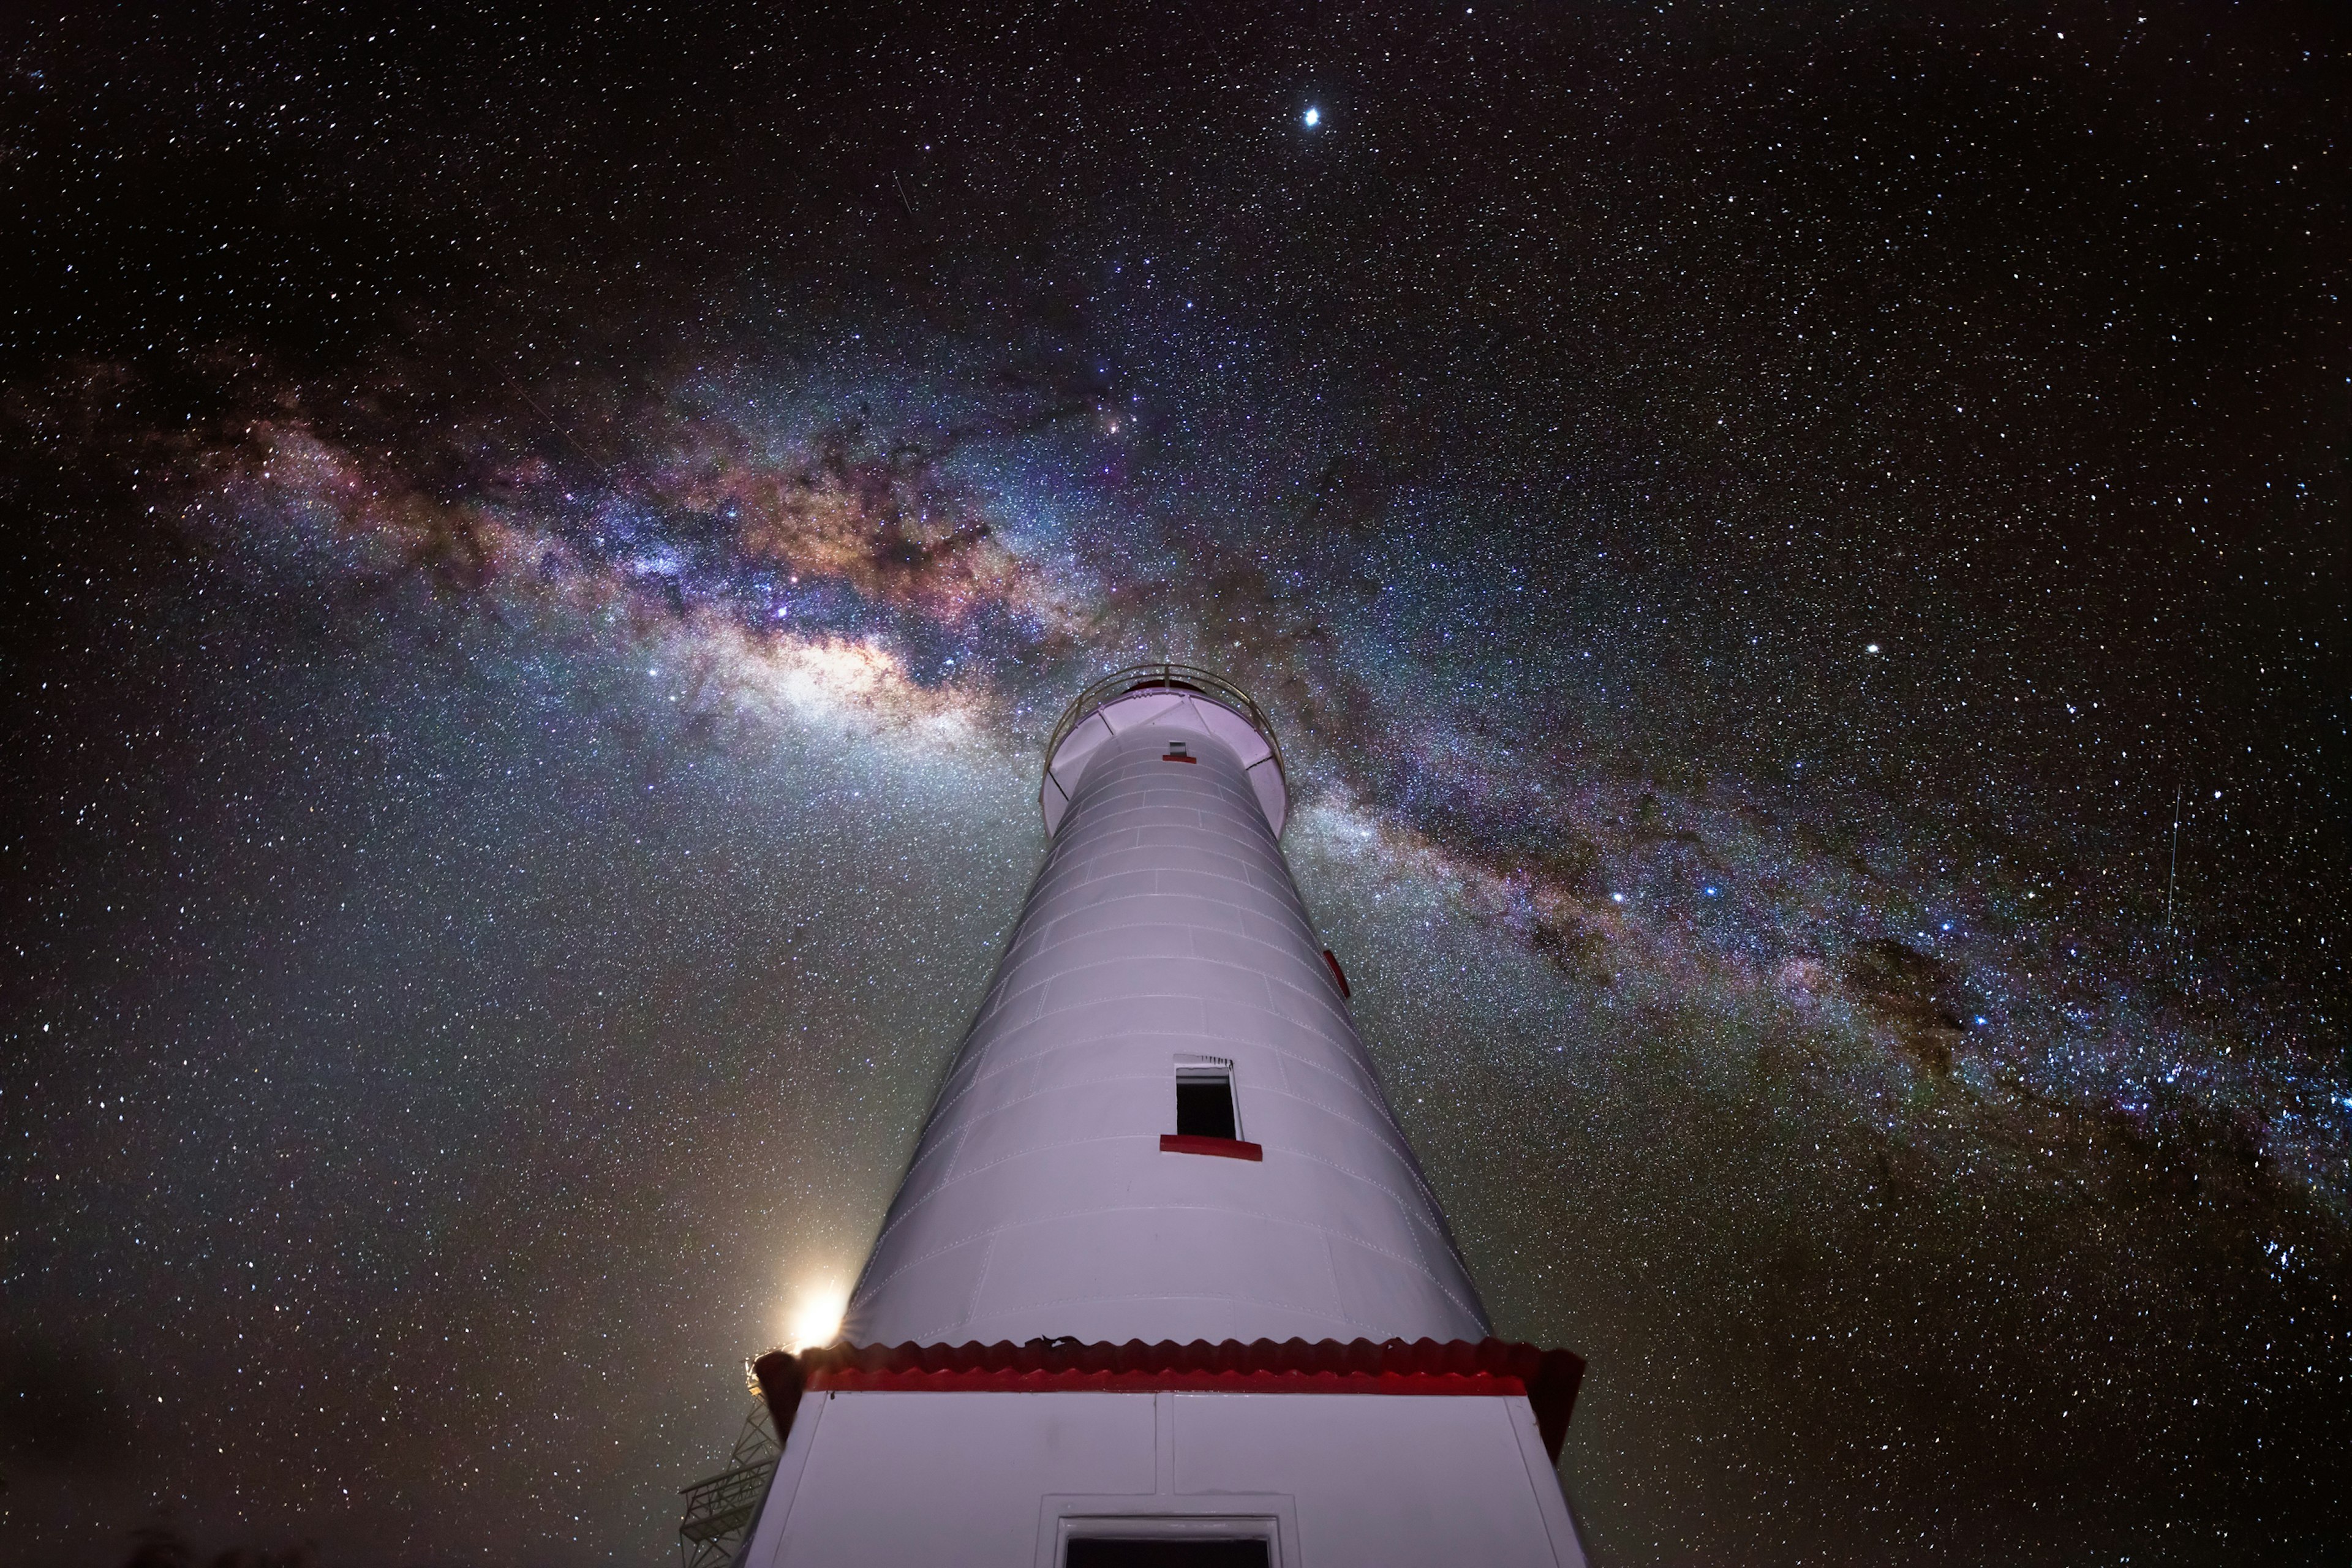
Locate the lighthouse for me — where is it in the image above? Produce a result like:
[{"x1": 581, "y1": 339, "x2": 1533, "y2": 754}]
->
[{"x1": 731, "y1": 666, "x2": 1587, "y2": 1567}]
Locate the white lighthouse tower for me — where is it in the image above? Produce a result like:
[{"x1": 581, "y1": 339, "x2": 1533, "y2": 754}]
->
[{"x1": 733, "y1": 667, "x2": 1586, "y2": 1567}]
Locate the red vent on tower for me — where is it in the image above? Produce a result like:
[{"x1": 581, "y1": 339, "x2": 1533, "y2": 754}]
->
[
  {"x1": 1322, "y1": 949, "x2": 1351, "y2": 998},
  {"x1": 1162, "y1": 752, "x2": 1198, "y2": 763}
]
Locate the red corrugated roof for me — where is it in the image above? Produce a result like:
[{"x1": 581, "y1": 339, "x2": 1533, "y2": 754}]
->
[{"x1": 752, "y1": 1336, "x2": 1584, "y2": 1461}]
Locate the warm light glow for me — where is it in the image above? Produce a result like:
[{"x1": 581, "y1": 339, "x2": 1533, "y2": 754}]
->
[{"x1": 784, "y1": 1278, "x2": 850, "y2": 1351}]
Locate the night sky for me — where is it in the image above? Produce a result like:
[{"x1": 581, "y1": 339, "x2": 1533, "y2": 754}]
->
[{"x1": 4, "y1": 2, "x2": 2347, "y2": 1564}]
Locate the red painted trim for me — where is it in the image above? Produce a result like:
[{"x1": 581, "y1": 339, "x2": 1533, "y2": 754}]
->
[
  {"x1": 1161, "y1": 752, "x2": 1199, "y2": 763},
  {"x1": 1160, "y1": 1133, "x2": 1263, "y2": 1161},
  {"x1": 1322, "y1": 949, "x2": 1351, "y2": 998},
  {"x1": 807, "y1": 1367, "x2": 1527, "y2": 1398},
  {"x1": 765, "y1": 1338, "x2": 1586, "y2": 1460}
]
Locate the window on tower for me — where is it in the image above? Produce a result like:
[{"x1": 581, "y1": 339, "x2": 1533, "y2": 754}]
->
[
  {"x1": 1162, "y1": 1063, "x2": 1262, "y2": 1160},
  {"x1": 1175, "y1": 1070, "x2": 1237, "y2": 1140}
]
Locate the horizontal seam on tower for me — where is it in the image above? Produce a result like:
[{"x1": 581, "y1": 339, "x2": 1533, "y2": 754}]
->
[
  {"x1": 972, "y1": 952, "x2": 1283, "y2": 1020},
  {"x1": 861, "y1": 1129, "x2": 1150, "y2": 1259},
  {"x1": 925, "y1": 1290, "x2": 1395, "y2": 1344},
  {"x1": 867, "y1": 1114, "x2": 1450, "y2": 1272},
  {"x1": 1022, "y1": 864, "x2": 1283, "y2": 914},
  {"x1": 1019, "y1": 923, "x2": 1333, "y2": 971},
  {"x1": 1019, "y1": 895, "x2": 1310, "y2": 943},
  {"x1": 1063, "y1": 796, "x2": 1265, "y2": 831},
  {"x1": 1033, "y1": 900, "x2": 1316, "y2": 935},
  {"x1": 858, "y1": 1199, "x2": 1475, "y2": 1319}
]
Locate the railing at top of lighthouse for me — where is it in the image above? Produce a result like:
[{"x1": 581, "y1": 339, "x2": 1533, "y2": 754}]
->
[{"x1": 1042, "y1": 662, "x2": 1289, "y2": 789}]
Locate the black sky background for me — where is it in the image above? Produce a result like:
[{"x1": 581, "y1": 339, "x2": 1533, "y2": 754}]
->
[{"x1": 4, "y1": 2, "x2": 2347, "y2": 1565}]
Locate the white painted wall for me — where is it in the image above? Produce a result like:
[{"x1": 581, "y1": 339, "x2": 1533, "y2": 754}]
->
[
  {"x1": 737, "y1": 1389, "x2": 1585, "y2": 1568},
  {"x1": 753, "y1": 682, "x2": 1590, "y2": 1568},
  {"x1": 842, "y1": 690, "x2": 1487, "y2": 1348}
]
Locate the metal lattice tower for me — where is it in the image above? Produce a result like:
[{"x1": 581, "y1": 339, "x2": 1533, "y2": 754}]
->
[{"x1": 677, "y1": 1396, "x2": 780, "y2": 1568}]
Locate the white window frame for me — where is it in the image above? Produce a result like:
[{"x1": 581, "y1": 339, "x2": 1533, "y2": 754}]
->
[
  {"x1": 1039, "y1": 1493, "x2": 1297, "y2": 1568},
  {"x1": 1173, "y1": 1054, "x2": 1240, "y2": 1140}
]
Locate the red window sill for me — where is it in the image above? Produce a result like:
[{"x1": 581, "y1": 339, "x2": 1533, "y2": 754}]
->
[
  {"x1": 1162, "y1": 753, "x2": 1198, "y2": 763},
  {"x1": 1160, "y1": 1133, "x2": 1263, "y2": 1161}
]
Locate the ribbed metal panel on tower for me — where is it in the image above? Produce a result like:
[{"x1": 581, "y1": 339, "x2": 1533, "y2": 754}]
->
[{"x1": 843, "y1": 677, "x2": 1486, "y2": 1348}]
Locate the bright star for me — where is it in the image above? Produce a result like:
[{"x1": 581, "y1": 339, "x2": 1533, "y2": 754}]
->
[{"x1": 1303, "y1": 106, "x2": 1321, "y2": 128}]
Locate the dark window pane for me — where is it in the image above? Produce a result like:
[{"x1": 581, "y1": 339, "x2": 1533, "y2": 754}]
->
[
  {"x1": 1175, "y1": 1076, "x2": 1236, "y2": 1140},
  {"x1": 1066, "y1": 1540, "x2": 1269, "y2": 1568}
]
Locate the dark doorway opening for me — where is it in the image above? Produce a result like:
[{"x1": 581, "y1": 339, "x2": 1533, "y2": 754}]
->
[{"x1": 1066, "y1": 1540, "x2": 1270, "y2": 1568}]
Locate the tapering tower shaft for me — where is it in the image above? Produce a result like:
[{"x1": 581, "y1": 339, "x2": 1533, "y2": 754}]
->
[
  {"x1": 844, "y1": 671, "x2": 1485, "y2": 1347},
  {"x1": 734, "y1": 669, "x2": 1586, "y2": 1568}
]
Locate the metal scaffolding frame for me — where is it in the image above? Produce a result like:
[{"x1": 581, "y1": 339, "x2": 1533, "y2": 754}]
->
[{"x1": 677, "y1": 1397, "x2": 780, "y2": 1568}]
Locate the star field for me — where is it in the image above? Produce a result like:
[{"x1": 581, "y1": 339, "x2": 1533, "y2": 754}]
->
[{"x1": 2, "y1": 2, "x2": 2345, "y2": 1564}]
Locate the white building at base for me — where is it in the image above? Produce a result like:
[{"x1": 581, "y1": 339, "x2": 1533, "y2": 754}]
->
[{"x1": 733, "y1": 667, "x2": 1588, "y2": 1568}]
